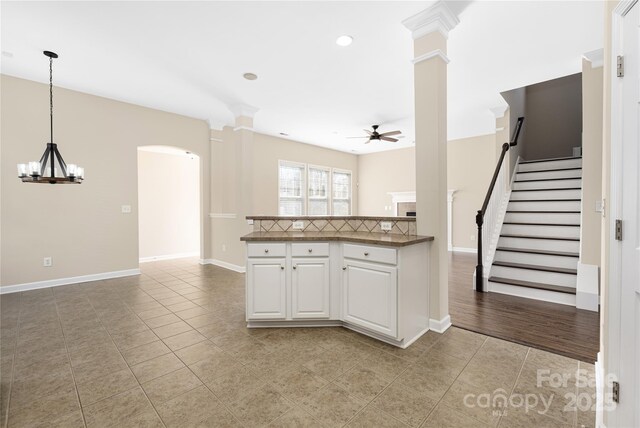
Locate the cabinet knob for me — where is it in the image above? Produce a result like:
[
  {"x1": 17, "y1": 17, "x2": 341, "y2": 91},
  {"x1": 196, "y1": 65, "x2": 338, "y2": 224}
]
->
[
  {"x1": 280, "y1": 265, "x2": 284, "y2": 270},
  {"x1": 308, "y1": 248, "x2": 313, "y2": 253},
  {"x1": 364, "y1": 252, "x2": 369, "y2": 256},
  {"x1": 342, "y1": 266, "x2": 347, "y2": 271},
  {"x1": 264, "y1": 249, "x2": 269, "y2": 253},
  {"x1": 293, "y1": 265, "x2": 297, "y2": 270}
]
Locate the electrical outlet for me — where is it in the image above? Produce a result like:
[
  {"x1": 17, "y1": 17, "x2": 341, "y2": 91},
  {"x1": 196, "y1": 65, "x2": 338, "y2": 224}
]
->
[
  {"x1": 380, "y1": 221, "x2": 392, "y2": 231},
  {"x1": 121, "y1": 205, "x2": 132, "y2": 214},
  {"x1": 43, "y1": 257, "x2": 52, "y2": 267},
  {"x1": 292, "y1": 221, "x2": 304, "y2": 230}
]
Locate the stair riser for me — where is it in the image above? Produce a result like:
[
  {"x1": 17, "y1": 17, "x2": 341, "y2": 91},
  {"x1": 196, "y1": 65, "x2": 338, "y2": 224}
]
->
[
  {"x1": 507, "y1": 201, "x2": 582, "y2": 211},
  {"x1": 512, "y1": 179, "x2": 582, "y2": 190},
  {"x1": 516, "y1": 169, "x2": 582, "y2": 181},
  {"x1": 498, "y1": 236, "x2": 580, "y2": 253},
  {"x1": 518, "y1": 158, "x2": 582, "y2": 172},
  {"x1": 501, "y1": 224, "x2": 580, "y2": 239},
  {"x1": 488, "y1": 282, "x2": 577, "y2": 306},
  {"x1": 510, "y1": 189, "x2": 582, "y2": 200},
  {"x1": 494, "y1": 251, "x2": 579, "y2": 270},
  {"x1": 504, "y1": 212, "x2": 581, "y2": 224},
  {"x1": 491, "y1": 266, "x2": 577, "y2": 287}
]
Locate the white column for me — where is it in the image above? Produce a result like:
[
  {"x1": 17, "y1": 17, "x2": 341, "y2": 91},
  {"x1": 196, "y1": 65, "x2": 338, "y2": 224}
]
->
[{"x1": 403, "y1": 1, "x2": 459, "y2": 330}]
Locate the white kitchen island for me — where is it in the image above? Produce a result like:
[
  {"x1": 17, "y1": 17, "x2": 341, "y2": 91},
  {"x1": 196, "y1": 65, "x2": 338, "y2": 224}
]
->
[{"x1": 241, "y1": 218, "x2": 433, "y2": 348}]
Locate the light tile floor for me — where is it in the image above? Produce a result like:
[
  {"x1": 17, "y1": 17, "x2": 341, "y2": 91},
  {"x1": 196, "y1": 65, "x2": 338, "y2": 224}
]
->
[{"x1": 0, "y1": 258, "x2": 597, "y2": 427}]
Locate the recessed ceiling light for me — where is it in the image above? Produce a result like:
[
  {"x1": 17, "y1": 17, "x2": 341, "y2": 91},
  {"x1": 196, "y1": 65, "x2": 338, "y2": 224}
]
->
[
  {"x1": 336, "y1": 35, "x2": 353, "y2": 47},
  {"x1": 2, "y1": 51, "x2": 14, "y2": 58},
  {"x1": 243, "y1": 72, "x2": 258, "y2": 81}
]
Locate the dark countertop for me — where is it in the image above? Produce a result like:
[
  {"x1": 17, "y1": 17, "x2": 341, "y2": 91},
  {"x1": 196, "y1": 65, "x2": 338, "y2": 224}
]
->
[
  {"x1": 240, "y1": 231, "x2": 433, "y2": 247},
  {"x1": 246, "y1": 215, "x2": 416, "y2": 222}
]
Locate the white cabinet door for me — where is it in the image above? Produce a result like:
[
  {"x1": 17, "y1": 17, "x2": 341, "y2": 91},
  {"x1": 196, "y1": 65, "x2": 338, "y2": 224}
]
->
[
  {"x1": 291, "y1": 258, "x2": 330, "y2": 319},
  {"x1": 342, "y1": 260, "x2": 397, "y2": 338},
  {"x1": 247, "y1": 258, "x2": 286, "y2": 320}
]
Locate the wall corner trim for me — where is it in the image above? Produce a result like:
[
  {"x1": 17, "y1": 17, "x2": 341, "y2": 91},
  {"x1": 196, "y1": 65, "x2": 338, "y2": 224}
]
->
[
  {"x1": 429, "y1": 315, "x2": 452, "y2": 333},
  {"x1": 0, "y1": 268, "x2": 141, "y2": 295},
  {"x1": 583, "y1": 48, "x2": 604, "y2": 68},
  {"x1": 411, "y1": 49, "x2": 450, "y2": 65},
  {"x1": 200, "y1": 259, "x2": 246, "y2": 273}
]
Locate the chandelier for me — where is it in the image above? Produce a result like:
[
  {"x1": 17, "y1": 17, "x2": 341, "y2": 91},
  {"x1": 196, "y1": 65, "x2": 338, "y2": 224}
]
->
[{"x1": 17, "y1": 51, "x2": 84, "y2": 184}]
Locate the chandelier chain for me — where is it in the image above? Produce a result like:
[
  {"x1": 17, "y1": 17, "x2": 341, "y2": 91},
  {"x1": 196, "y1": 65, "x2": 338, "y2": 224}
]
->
[{"x1": 49, "y1": 56, "x2": 53, "y2": 143}]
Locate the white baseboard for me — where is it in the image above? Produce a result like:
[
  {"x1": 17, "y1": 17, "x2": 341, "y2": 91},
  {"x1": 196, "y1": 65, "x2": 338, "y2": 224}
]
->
[
  {"x1": 0, "y1": 268, "x2": 141, "y2": 295},
  {"x1": 139, "y1": 252, "x2": 199, "y2": 263},
  {"x1": 200, "y1": 258, "x2": 246, "y2": 273},
  {"x1": 451, "y1": 247, "x2": 477, "y2": 254},
  {"x1": 429, "y1": 315, "x2": 452, "y2": 333}
]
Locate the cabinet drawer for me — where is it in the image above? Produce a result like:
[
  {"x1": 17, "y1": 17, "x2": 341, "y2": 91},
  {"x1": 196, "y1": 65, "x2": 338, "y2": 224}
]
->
[
  {"x1": 343, "y1": 243, "x2": 397, "y2": 265},
  {"x1": 292, "y1": 242, "x2": 329, "y2": 257},
  {"x1": 247, "y1": 243, "x2": 286, "y2": 258}
]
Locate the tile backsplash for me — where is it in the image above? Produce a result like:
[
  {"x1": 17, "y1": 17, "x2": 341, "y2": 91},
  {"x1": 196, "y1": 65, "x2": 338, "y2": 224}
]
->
[{"x1": 251, "y1": 217, "x2": 417, "y2": 236}]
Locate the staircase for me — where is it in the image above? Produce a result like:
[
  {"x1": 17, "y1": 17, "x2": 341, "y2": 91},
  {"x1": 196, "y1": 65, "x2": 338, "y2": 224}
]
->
[{"x1": 487, "y1": 156, "x2": 582, "y2": 306}]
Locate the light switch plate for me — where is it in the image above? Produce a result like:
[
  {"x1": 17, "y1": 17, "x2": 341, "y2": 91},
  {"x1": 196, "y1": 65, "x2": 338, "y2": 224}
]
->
[
  {"x1": 292, "y1": 221, "x2": 304, "y2": 230},
  {"x1": 121, "y1": 205, "x2": 132, "y2": 214},
  {"x1": 380, "y1": 221, "x2": 392, "y2": 231}
]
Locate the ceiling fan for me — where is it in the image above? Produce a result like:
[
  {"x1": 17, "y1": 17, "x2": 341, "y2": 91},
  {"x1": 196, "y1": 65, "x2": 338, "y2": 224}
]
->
[{"x1": 347, "y1": 125, "x2": 402, "y2": 144}]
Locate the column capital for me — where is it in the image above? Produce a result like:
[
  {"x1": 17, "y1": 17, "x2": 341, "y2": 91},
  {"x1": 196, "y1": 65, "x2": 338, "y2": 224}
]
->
[
  {"x1": 489, "y1": 105, "x2": 508, "y2": 119},
  {"x1": 207, "y1": 117, "x2": 226, "y2": 131},
  {"x1": 402, "y1": 1, "x2": 460, "y2": 40},
  {"x1": 228, "y1": 103, "x2": 259, "y2": 120},
  {"x1": 582, "y1": 49, "x2": 604, "y2": 68}
]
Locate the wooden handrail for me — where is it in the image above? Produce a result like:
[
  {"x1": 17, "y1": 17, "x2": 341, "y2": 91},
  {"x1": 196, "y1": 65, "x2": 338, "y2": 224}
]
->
[{"x1": 475, "y1": 117, "x2": 524, "y2": 292}]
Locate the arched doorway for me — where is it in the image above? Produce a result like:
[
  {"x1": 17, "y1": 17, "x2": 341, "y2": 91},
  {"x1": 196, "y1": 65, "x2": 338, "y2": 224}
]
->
[{"x1": 137, "y1": 145, "x2": 201, "y2": 262}]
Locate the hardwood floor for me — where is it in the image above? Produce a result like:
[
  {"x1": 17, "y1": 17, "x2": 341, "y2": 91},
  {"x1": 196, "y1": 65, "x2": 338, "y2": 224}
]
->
[{"x1": 448, "y1": 251, "x2": 600, "y2": 363}]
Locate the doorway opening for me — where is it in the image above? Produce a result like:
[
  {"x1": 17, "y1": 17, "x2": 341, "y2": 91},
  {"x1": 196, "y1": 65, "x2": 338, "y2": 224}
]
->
[{"x1": 137, "y1": 146, "x2": 200, "y2": 263}]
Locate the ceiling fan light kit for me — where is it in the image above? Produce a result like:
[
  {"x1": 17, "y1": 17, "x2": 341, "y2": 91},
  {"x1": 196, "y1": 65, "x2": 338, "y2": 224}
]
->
[
  {"x1": 347, "y1": 124, "x2": 402, "y2": 144},
  {"x1": 17, "y1": 50, "x2": 84, "y2": 184}
]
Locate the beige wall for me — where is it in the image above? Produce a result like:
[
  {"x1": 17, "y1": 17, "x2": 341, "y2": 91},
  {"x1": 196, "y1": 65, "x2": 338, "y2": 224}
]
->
[
  {"x1": 447, "y1": 134, "x2": 497, "y2": 249},
  {"x1": 209, "y1": 128, "x2": 359, "y2": 268},
  {"x1": 523, "y1": 73, "x2": 583, "y2": 160},
  {"x1": 1, "y1": 75, "x2": 211, "y2": 287},
  {"x1": 356, "y1": 134, "x2": 495, "y2": 250},
  {"x1": 580, "y1": 60, "x2": 603, "y2": 267},
  {"x1": 252, "y1": 133, "x2": 359, "y2": 216},
  {"x1": 357, "y1": 147, "x2": 416, "y2": 216},
  {"x1": 138, "y1": 150, "x2": 200, "y2": 260}
]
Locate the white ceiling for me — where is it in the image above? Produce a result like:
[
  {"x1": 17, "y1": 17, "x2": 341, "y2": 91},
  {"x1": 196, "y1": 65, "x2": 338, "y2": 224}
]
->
[{"x1": 1, "y1": 1, "x2": 603, "y2": 154}]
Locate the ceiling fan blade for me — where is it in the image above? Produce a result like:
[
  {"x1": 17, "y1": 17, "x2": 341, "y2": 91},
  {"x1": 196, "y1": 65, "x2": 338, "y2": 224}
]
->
[
  {"x1": 364, "y1": 139, "x2": 371, "y2": 144},
  {"x1": 363, "y1": 129, "x2": 373, "y2": 136},
  {"x1": 379, "y1": 130, "x2": 401, "y2": 137},
  {"x1": 346, "y1": 136, "x2": 369, "y2": 139},
  {"x1": 380, "y1": 136, "x2": 399, "y2": 142}
]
